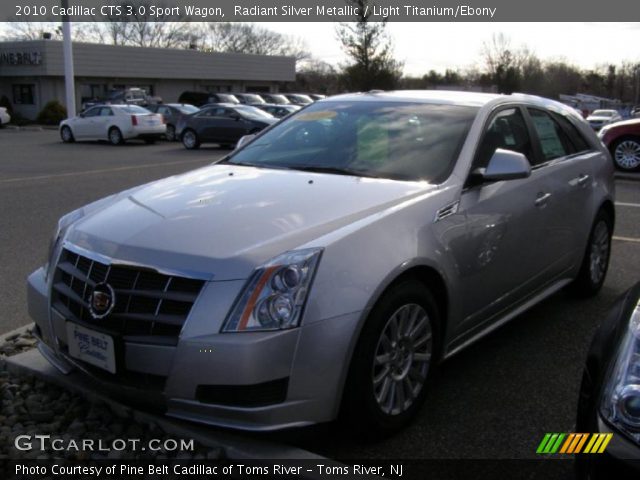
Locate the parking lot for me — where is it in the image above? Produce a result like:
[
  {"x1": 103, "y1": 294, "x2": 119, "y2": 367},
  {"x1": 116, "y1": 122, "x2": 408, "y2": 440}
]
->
[{"x1": 1, "y1": 128, "x2": 639, "y2": 464}]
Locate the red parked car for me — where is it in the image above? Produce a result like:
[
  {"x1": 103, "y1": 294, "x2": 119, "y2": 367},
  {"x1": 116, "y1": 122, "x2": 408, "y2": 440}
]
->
[{"x1": 599, "y1": 119, "x2": 640, "y2": 171}]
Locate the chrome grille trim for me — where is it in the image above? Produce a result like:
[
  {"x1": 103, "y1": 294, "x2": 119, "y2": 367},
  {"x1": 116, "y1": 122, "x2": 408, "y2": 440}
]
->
[{"x1": 51, "y1": 244, "x2": 207, "y2": 345}]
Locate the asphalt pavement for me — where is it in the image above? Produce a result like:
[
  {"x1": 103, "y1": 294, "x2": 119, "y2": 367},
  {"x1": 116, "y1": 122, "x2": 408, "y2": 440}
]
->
[{"x1": 0, "y1": 128, "x2": 639, "y2": 465}]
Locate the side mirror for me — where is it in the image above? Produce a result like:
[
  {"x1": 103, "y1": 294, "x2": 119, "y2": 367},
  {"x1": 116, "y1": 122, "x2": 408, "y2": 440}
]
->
[
  {"x1": 236, "y1": 134, "x2": 256, "y2": 149},
  {"x1": 473, "y1": 149, "x2": 531, "y2": 182}
]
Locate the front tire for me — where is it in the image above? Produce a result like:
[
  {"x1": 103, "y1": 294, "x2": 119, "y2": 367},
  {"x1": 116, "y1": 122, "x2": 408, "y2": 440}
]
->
[
  {"x1": 182, "y1": 129, "x2": 200, "y2": 150},
  {"x1": 611, "y1": 136, "x2": 640, "y2": 171},
  {"x1": 341, "y1": 280, "x2": 439, "y2": 436},
  {"x1": 570, "y1": 210, "x2": 612, "y2": 297},
  {"x1": 60, "y1": 126, "x2": 74, "y2": 143},
  {"x1": 108, "y1": 127, "x2": 124, "y2": 146}
]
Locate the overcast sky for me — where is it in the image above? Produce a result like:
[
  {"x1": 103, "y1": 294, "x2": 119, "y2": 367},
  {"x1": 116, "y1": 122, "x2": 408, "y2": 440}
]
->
[{"x1": 270, "y1": 22, "x2": 640, "y2": 75}]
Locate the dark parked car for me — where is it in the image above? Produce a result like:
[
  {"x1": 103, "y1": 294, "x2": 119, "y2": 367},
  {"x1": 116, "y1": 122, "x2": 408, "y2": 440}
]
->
[
  {"x1": 177, "y1": 105, "x2": 277, "y2": 149},
  {"x1": 177, "y1": 91, "x2": 239, "y2": 107},
  {"x1": 253, "y1": 93, "x2": 291, "y2": 105},
  {"x1": 233, "y1": 93, "x2": 266, "y2": 105},
  {"x1": 599, "y1": 119, "x2": 640, "y2": 171},
  {"x1": 146, "y1": 103, "x2": 199, "y2": 141},
  {"x1": 256, "y1": 104, "x2": 301, "y2": 118},
  {"x1": 283, "y1": 93, "x2": 314, "y2": 106},
  {"x1": 576, "y1": 282, "x2": 640, "y2": 479}
]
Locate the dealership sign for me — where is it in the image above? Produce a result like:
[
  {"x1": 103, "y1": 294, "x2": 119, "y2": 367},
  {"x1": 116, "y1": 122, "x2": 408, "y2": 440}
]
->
[{"x1": 0, "y1": 51, "x2": 42, "y2": 66}]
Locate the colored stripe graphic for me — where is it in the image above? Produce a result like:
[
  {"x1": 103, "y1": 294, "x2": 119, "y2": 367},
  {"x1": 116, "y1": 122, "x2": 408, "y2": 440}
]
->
[{"x1": 537, "y1": 433, "x2": 612, "y2": 454}]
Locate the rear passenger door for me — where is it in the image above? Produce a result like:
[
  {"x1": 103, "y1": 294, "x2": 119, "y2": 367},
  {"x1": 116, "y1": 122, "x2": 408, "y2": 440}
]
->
[{"x1": 524, "y1": 108, "x2": 595, "y2": 279}]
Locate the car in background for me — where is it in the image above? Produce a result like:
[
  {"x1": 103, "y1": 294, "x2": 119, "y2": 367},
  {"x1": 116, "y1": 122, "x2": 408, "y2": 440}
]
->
[
  {"x1": 309, "y1": 94, "x2": 327, "y2": 101},
  {"x1": 599, "y1": 119, "x2": 640, "y2": 171},
  {"x1": 256, "y1": 103, "x2": 301, "y2": 118},
  {"x1": 587, "y1": 109, "x2": 622, "y2": 131},
  {"x1": 283, "y1": 93, "x2": 314, "y2": 106},
  {"x1": 207, "y1": 93, "x2": 240, "y2": 105},
  {"x1": 60, "y1": 104, "x2": 165, "y2": 145},
  {"x1": 146, "y1": 103, "x2": 199, "y2": 141},
  {"x1": 254, "y1": 93, "x2": 291, "y2": 105},
  {"x1": 576, "y1": 282, "x2": 640, "y2": 479},
  {"x1": 177, "y1": 104, "x2": 276, "y2": 149},
  {"x1": 31, "y1": 91, "x2": 615, "y2": 434},
  {"x1": 234, "y1": 93, "x2": 266, "y2": 106},
  {"x1": 0, "y1": 107, "x2": 10, "y2": 126}
]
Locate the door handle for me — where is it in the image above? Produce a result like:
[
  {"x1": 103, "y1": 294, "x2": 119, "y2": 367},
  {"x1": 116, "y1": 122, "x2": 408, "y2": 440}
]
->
[
  {"x1": 535, "y1": 192, "x2": 552, "y2": 207},
  {"x1": 577, "y1": 174, "x2": 590, "y2": 186}
]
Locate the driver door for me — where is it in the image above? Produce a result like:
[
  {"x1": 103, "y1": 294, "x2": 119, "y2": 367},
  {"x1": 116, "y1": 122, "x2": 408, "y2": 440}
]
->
[{"x1": 449, "y1": 106, "x2": 549, "y2": 337}]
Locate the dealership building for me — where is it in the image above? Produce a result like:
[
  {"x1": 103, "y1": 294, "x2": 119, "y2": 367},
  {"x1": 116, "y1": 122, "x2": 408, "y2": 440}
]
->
[{"x1": 0, "y1": 40, "x2": 296, "y2": 118}]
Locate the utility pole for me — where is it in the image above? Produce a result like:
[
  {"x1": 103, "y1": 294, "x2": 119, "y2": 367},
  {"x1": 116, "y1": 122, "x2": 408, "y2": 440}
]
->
[{"x1": 61, "y1": 0, "x2": 76, "y2": 117}]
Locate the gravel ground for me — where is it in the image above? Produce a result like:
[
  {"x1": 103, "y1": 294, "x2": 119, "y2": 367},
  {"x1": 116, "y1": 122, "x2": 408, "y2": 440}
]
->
[{"x1": 0, "y1": 331, "x2": 224, "y2": 461}]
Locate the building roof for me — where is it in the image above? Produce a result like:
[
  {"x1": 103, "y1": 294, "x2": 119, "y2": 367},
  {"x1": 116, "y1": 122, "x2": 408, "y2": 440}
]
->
[{"x1": 0, "y1": 40, "x2": 296, "y2": 82}]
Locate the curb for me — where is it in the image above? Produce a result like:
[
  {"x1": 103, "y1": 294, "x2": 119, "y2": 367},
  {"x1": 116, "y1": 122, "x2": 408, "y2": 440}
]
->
[
  {"x1": 0, "y1": 323, "x2": 34, "y2": 344},
  {"x1": 1, "y1": 348, "x2": 335, "y2": 468}
]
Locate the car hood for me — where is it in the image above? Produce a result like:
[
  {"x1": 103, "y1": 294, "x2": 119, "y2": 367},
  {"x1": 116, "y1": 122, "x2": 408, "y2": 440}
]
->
[{"x1": 66, "y1": 164, "x2": 434, "y2": 280}]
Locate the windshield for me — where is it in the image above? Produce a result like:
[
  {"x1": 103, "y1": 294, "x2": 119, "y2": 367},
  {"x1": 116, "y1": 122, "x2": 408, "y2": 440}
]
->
[
  {"x1": 592, "y1": 110, "x2": 614, "y2": 117},
  {"x1": 176, "y1": 105, "x2": 199, "y2": 114},
  {"x1": 217, "y1": 94, "x2": 240, "y2": 104},
  {"x1": 226, "y1": 101, "x2": 478, "y2": 182},
  {"x1": 240, "y1": 94, "x2": 265, "y2": 104},
  {"x1": 288, "y1": 94, "x2": 313, "y2": 104},
  {"x1": 235, "y1": 105, "x2": 274, "y2": 120},
  {"x1": 121, "y1": 105, "x2": 151, "y2": 114},
  {"x1": 268, "y1": 95, "x2": 290, "y2": 104}
]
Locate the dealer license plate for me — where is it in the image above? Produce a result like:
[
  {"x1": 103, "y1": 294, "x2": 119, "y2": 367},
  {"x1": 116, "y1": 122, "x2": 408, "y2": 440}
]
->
[{"x1": 66, "y1": 322, "x2": 116, "y2": 373}]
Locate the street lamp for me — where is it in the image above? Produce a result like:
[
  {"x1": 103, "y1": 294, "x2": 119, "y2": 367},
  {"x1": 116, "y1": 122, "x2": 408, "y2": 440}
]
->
[{"x1": 61, "y1": 0, "x2": 76, "y2": 117}]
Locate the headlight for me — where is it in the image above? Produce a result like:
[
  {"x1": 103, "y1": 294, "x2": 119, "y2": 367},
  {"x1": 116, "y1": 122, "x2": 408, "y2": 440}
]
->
[
  {"x1": 222, "y1": 248, "x2": 323, "y2": 332},
  {"x1": 43, "y1": 208, "x2": 85, "y2": 281},
  {"x1": 600, "y1": 300, "x2": 640, "y2": 442}
]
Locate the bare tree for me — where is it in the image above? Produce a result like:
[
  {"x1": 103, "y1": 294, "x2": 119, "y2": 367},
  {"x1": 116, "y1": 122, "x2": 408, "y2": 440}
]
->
[{"x1": 335, "y1": 0, "x2": 403, "y2": 91}]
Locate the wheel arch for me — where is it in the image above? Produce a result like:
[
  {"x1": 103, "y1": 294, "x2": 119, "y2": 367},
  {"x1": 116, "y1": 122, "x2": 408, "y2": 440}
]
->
[{"x1": 336, "y1": 262, "x2": 449, "y2": 411}]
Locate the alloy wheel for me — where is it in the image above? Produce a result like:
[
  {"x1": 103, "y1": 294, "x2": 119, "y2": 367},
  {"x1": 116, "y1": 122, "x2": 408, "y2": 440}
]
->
[
  {"x1": 109, "y1": 128, "x2": 122, "y2": 145},
  {"x1": 372, "y1": 303, "x2": 432, "y2": 416},
  {"x1": 183, "y1": 131, "x2": 196, "y2": 148},
  {"x1": 589, "y1": 220, "x2": 610, "y2": 285},
  {"x1": 166, "y1": 125, "x2": 176, "y2": 141},
  {"x1": 614, "y1": 140, "x2": 640, "y2": 170}
]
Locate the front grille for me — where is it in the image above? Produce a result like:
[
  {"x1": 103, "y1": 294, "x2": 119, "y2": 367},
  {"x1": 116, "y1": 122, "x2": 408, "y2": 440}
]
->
[{"x1": 52, "y1": 248, "x2": 206, "y2": 345}]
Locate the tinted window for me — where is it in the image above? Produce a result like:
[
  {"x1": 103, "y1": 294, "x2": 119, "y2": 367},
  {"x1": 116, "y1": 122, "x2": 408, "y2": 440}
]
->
[
  {"x1": 99, "y1": 107, "x2": 113, "y2": 116},
  {"x1": 121, "y1": 105, "x2": 150, "y2": 114},
  {"x1": 475, "y1": 108, "x2": 533, "y2": 169},
  {"x1": 82, "y1": 107, "x2": 101, "y2": 117},
  {"x1": 528, "y1": 109, "x2": 574, "y2": 161},
  {"x1": 227, "y1": 101, "x2": 478, "y2": 182},
  {"x1": 552, "y1": 113, "x2": 590, "y2": 152}
]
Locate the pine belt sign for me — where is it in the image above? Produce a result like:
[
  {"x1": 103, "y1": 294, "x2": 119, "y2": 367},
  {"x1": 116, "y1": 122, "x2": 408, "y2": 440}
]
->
[{"x1": 0, "y1": 51, "x2": 43, "y2": 66}]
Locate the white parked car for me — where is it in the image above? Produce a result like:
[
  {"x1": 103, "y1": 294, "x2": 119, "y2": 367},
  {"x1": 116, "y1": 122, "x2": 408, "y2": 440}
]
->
[
  {"x1": 586, "y1": 109, "x2": 622, "y2": 131},
  {"x1": 60, "y1": 105, "x2": 165, "y2": 145},
  {"x1": 0, "y1": 107, "x2": 10, "y2": 126}
]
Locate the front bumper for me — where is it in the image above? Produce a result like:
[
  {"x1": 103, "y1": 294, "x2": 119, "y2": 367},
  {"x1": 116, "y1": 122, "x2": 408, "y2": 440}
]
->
[{"x1": 27, "y1": 266, "x2": 359, "y2": 430}]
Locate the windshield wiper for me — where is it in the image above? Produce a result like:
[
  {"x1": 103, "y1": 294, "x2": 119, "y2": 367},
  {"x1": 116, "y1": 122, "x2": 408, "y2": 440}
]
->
[{"x1": 285, "y1": 165, "x2": 385, "y2": 179}]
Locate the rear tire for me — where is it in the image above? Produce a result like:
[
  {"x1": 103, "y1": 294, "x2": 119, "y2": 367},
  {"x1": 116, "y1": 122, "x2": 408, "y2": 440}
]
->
[
  {"x1": 611, "y1": 136, "x2": 640, "y2": 171},
  {"x1": 60, "y1": 126, "x2": 74, "y2": 143},
  {"x1": 341, "y1": 279, "x2": 439, "y2": 437},
  {"x1": 165, "y1": 124, "x2": 176, "y2": 142},
  {"x1": 108, "y1": 127, "x2": 124, "y2": 146},
  {"x1": 182, "y1": 129, "x2": 200, "y2": 149},
  {"x1": 569, "y1": 210, "x2": 612, "y2": 297}
]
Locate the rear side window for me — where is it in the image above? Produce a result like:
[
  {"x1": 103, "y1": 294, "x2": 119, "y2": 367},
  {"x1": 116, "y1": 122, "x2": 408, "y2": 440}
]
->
[
  {"x1": 527, "y1": 108, "x2": 575, "y2": 161},
  {"x1": 552, "y1": 113, "x2": 591, "y2": 153}
]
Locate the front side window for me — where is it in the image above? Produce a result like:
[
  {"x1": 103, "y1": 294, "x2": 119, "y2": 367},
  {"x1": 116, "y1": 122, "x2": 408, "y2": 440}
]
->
[
  {"x1": 226, "y1": 101, "x2": 478, "y2": 183},
  {"x1": 82, "y1": 107, "x2": 101, "y2": 117},
  {"x1": 474, "y1": 107, "x2": 533, "y2": 169},
  {"x1": 99, "y1": 107, "x2": 113, "y2": 116}
]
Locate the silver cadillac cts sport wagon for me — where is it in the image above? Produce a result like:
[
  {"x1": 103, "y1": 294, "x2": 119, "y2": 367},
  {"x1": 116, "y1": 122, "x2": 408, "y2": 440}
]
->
[{"x1": 28, "y1": 91, "x2": 615, "y2": 433}]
